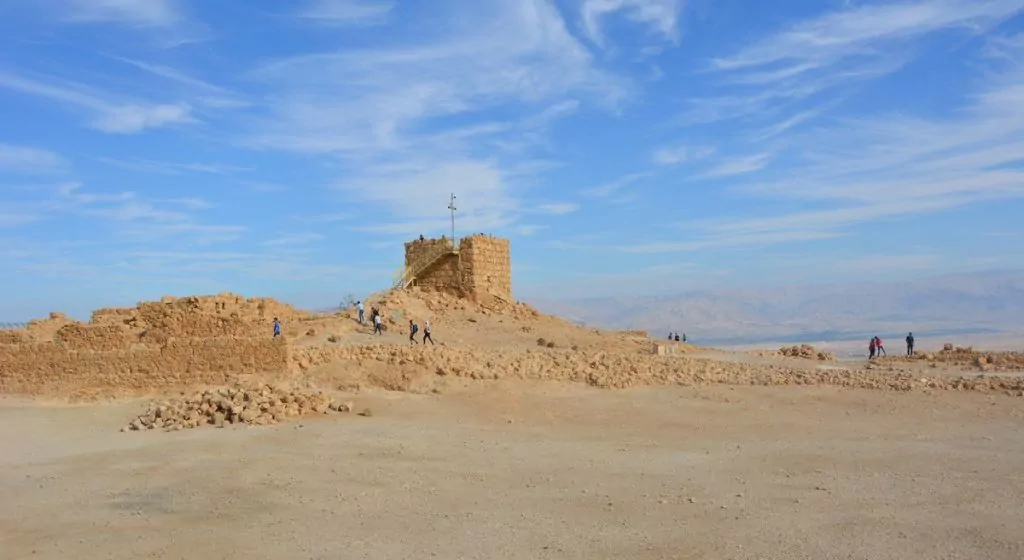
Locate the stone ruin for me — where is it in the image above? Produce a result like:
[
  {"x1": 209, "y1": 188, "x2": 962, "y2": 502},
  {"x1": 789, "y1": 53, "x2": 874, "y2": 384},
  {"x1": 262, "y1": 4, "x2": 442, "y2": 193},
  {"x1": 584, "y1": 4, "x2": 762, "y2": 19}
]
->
[
  {"x1": 0, "y1": 293, "x2": 309, "y2": 395},
  {"x1": 402, "y1": 233, "x2": 512, "y2": 303}
]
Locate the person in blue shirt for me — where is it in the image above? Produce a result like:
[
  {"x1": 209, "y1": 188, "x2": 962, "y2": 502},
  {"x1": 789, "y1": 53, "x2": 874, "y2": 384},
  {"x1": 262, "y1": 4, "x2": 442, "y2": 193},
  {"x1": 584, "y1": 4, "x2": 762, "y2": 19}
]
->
[{"x1": 273, "y1": 318, "x2": 281, "y2": 338}]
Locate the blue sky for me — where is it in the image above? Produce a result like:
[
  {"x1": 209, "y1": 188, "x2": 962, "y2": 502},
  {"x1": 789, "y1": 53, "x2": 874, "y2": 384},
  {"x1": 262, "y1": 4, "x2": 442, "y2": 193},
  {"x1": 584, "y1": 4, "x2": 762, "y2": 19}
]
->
[{"x1": 1, "y1": 0, "x2": 1023, "y2": 320}]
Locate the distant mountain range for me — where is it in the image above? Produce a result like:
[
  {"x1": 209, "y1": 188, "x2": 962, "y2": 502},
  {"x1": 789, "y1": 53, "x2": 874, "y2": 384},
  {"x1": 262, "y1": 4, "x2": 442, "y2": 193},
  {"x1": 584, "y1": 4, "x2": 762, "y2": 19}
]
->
[{"x1": 527, "y1": 270, "x2": 1024, "y2": 348}]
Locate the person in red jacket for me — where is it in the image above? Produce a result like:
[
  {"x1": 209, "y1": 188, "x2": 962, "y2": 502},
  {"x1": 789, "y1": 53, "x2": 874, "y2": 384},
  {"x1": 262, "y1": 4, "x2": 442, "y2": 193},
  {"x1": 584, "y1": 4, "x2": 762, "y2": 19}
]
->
[{"x1": 874, "y1": 336, "x2": 886, "y2": 357}]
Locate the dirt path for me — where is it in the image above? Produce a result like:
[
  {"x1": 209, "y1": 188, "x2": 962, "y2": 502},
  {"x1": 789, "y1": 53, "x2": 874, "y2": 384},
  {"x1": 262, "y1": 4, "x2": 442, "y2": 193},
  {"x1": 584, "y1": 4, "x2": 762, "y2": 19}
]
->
[{"x1": 2, "y1": 383, "x2": 1022, "y2": 560}]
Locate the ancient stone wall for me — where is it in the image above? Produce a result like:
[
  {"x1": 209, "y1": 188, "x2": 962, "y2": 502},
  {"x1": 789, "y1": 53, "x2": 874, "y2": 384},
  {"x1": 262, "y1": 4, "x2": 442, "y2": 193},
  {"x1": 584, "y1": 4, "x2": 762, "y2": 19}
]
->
[
  {"x1": 55, "y1": 324, "x2": 135, "y2": 351},
  {"x1": 460, "y1": 234, "x2": 512, "y2": 301},
  {"x1": 403, "y1": 234, "x2": 512, "y2": 301},
  {"x1": 404, "y1": 237, "x2": 462, "y2": 294},
  {"x1": 0, "y1": 330, "x2": 30, "y2": 345},
  {"x1": 0, "y1": 293, "x2": 309, "y2": 395},
  {"x1": 0, "y1": 338, "x2": 291, "y2": 395}
]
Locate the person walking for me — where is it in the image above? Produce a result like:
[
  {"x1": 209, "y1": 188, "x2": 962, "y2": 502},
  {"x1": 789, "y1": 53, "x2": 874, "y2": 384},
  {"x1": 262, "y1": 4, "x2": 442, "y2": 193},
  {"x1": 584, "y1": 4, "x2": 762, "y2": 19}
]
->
[
  {"x1": 674, "y1": 333, "x2": 680, "y2": 342},
  {"x1": 409, "y1": 319, "x2": 419, "y2": 345},
  {"x1": 875, "y1": 336, "x2": 886, "y2": 357},
  {"x1": 273, "y1": 317, "x2": 281, "y2": 338},
  {"x1": 373, "y1": 313, "x2": 383, "y2": 336},
  {"x1": 906, "y1": 332, "x2": 915, "y2": 356},
  {"x1": 356, "y1": 300, "x2": 364, "y2": 324},
  {"x1": 423, "y1": 320, "x2": 434, "y2": 345},
  {"x1": 869, "y1": 337, "x2": 876, "y2": 359}
]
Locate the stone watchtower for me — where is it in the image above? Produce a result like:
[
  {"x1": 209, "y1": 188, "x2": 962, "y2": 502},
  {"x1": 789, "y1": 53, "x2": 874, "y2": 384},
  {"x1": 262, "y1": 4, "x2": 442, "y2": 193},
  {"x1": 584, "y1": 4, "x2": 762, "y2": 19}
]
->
[{"x1": 396, "y1": 234, "x2": 511, "y2": 302}]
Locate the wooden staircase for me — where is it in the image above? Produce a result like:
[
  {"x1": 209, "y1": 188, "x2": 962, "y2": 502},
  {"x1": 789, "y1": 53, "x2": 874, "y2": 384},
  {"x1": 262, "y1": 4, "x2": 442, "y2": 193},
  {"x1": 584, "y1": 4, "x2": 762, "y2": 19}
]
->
[{"x1": 392, "y1": 240, "x2": 459, "y2": 289}]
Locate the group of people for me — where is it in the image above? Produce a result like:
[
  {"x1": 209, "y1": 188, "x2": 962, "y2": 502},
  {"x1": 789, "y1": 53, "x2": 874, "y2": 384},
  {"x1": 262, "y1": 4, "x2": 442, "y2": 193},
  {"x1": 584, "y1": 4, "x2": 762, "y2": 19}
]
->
[
  {"x1": 352, "y1": 300, "x2": 385, "y2": 335},
  {"x1": 407, "y1": 319, "x2": 434, "y2": 345},
  {"x1": 869, "y1": 332, "x2": 915, "y2": 359},
  {"x1": 353, "y1": 300, "x2": 433, "y2": 344},
  {"x1": 667, "y1": 332, "x2": 686, "y2": 342}
]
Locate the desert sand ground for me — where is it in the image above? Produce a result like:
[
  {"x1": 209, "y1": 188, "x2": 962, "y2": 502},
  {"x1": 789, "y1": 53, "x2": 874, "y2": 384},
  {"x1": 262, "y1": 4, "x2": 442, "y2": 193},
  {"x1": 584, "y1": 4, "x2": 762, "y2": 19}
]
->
[
  {"x1": 2, "y1": 290, "x2": 1023, "y2": 559},
  {"x1": 3, "y1": 382, "x2": 1023, "y2": 560}
]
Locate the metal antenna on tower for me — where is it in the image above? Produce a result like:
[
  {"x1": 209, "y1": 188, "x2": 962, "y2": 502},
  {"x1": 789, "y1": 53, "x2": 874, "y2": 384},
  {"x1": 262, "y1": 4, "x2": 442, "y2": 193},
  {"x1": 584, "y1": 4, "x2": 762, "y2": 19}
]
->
[{"x1": 447, "y1": 193, "x2": 457, "y2": 246}]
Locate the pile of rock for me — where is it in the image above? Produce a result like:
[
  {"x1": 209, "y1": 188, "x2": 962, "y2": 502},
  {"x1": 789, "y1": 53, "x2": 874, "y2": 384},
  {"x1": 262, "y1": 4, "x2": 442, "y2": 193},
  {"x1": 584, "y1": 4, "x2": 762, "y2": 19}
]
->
[
  {"x1": 778, "y1": 344, "x2": 835, "y2": 361},
  {"x1": 124, "y1": 384, "x2": 353, "y2": 432}
]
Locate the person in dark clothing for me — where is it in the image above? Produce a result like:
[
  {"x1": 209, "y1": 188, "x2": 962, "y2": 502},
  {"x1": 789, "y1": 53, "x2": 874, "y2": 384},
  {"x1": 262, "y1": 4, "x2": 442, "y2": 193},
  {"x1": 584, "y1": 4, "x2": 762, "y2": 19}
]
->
[
  {"x1": 273, "y1": 318, "x2": 281, "y2": 338},
  {"x1": 869, "y1": 337, "x2": 876, "y2": 359},
  {"x1": 668, "y1": 332, "x2": 673, "y2": 341},
  {"x1": 423, "y1": 321, "x2": 434, "y2": 345},
  {"x1": 674, "y1": 333, "x2": 680, "y2": 342},
  {"x1": 409, "y1": 320, "x2": 419, "y2": 345},
  {"x1": 906, "y1": 332, "x2": 915, "y2": 356}
]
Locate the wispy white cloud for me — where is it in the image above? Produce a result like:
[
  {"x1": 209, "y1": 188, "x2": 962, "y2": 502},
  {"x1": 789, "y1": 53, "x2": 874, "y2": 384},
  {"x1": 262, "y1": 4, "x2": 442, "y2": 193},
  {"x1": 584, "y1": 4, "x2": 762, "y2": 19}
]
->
[
  {"x1": 0, "y1": 70, "x2": 195, "y2": 133},
  {"x1": 339, "y1": 159, "x2": 518, "y2": 236},
  {"x1": 630, "y1": 34, "x2": 1024, "y2": 253},
  {"x1": 262, "y1": 232, "x2": 326, "y2": 246},
  {"x1": 651, "y1": 143, "x2": 715, "y2": 165},
  {"x1": 247, "y1": 2, "x2": 623, "y2": 156},
  {"x1": 38, "y1": 183, "x2": 245, "y2": 244},
  {"x1": 119, "y1": 222, "x2": 246, "y2": 245},
  {"x1": 296, "y1": 0, "x2": 395, "y2": 26},
  {"x1": 694, "y1": 153, "x2": 772, "y2": 179},
  {"x1": 710, "y1": 0, "x2": 1024, "y2": 73},
  {"x1": 243, "y1": 0, "x2": 626, "y2": 236},
  {"x1": 678, "y1": 0, "x2": 1024, "y2": 131},
  {"x1": 616, "y1": 230, "x2": 842, "y2": 254},
  {"x1": 96, "y1": 157, "x2": 251, "y2": 175},
  {"x1": 51, "y1": 0, "x2": 212, "y2": 48},
  {"x1": 515, "y1": 224, "x2": 547, "y2": 236},
  {"x1": 105, "y1": 55, "x2": 248, "y2": 109},
  {"x1": 0, "y1": 143, "x2": 67, "y2": 174},
  {"x1": 62, "y1": 0, "x2": 182, "y2": 27},
  {"x1": 302, "y1": 212, "x2": 353, "y2": 223},
  {"x1": 535, "y1": 202, "x2": 580, "y2": 215},
  {"x1": 91, "y1": 103, "x2": 193, "y2": 133},
  {"x1": 0, "y1": 213, "x2": 40, "y2": 228},
  {"x1": 581, "y1": 0, "x2": 685, "y2": 48},
  {"x1": 239, "y1": 181, "x2": 289, "y2": 193},
  {"x1": 582, "y1": 171, "x2": 655, "y2": 197}
]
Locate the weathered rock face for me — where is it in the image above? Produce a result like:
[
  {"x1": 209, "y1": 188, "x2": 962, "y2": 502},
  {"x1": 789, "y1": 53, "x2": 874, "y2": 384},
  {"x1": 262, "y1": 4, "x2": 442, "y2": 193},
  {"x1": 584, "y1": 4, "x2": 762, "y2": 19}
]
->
[{"x1": 124, "y1": 384, "x2": 354, "y2": 432}]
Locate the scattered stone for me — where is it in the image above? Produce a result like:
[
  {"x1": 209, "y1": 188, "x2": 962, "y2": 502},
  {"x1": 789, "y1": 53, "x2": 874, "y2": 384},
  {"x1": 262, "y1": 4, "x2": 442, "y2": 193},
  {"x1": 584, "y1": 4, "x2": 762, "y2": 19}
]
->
[
  {"x1": 359, "y1": 408, "x2": 373, "y2": 417},
  {"x1": 778, "y1": 344, "x2": 835, "y2": 361},
  {"x1": 536, "y1": 337, "x2": 547, "y2": 347},
  {"x1": 124, "y1": 384, "x2": 354, "y2": 433}
]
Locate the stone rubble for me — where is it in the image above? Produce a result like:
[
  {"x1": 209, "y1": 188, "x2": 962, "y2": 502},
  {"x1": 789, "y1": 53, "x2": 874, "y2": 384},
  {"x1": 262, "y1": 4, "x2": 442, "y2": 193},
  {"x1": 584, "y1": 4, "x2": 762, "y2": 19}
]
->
[
  {"x1": 123, "y1": 384, "x2": 354, "y2": 432},
  {"x1": 777, "y1": 344, "x2": 836, "y2": 361}
]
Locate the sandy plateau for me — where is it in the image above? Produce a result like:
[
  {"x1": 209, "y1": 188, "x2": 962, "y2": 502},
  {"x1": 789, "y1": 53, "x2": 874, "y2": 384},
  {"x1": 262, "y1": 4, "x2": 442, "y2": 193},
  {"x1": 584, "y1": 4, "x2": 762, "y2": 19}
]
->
[{"x1": 2, "y1": 288, "x2": 1023, "y2": 559}]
